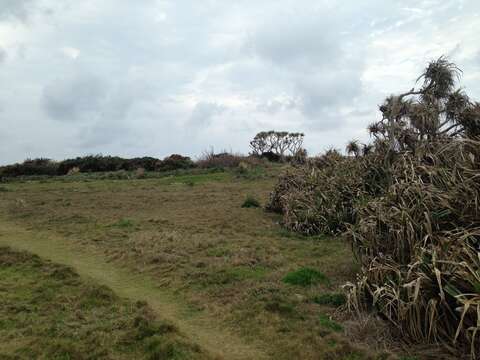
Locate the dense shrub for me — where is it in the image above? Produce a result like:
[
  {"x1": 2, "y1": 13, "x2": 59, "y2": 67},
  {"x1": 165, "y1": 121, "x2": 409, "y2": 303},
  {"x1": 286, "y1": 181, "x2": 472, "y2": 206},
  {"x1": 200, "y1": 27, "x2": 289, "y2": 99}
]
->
[
  {"x1": 156, "y1": 154, "x2": 195, "y2": 172},
  {"x1": 57, "y1": 155, "x2": 126, "y2": 175},
  {"x1": 267, "y1": 150, "x2": 387, "y2": 234},
  {"x1": 126, "y1": 157, "x2": 160, "y2": 171},
  {"x1": 197, "y1": 150, "x2": 245, "y2": 169},
  {"x1": 1, "y1": 154, "x2": 197, "y2": 178},
  {"x1": 259, "y1": 151, "x2": 281, "y2": 162},
  {"x1": 345, "y1": 139, "x2": 480, "y2": 356},
  {"x1": 0, "y1": 158, "x2": 58, "y2": 177},
  {"x1": 269, "y1": 57, "x2": 480, "y2": 356}
]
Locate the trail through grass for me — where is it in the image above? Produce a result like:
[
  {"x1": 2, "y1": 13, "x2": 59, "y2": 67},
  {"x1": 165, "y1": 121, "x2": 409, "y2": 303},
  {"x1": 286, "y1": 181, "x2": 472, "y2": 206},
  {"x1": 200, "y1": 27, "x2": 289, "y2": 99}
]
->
[
  {"x1": 0, "y1": 172, "x2": 399, "y2": 359},
  {"x1": 0, "y1": 219, "x2": 268, "y2": 360}
]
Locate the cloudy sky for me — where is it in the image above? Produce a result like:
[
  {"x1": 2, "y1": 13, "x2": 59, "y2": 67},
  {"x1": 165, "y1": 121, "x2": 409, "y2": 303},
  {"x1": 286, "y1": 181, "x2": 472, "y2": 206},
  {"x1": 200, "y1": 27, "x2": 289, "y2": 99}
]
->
[{"x1": 0, "y1": 0, "x2": 479, "y2": 164}]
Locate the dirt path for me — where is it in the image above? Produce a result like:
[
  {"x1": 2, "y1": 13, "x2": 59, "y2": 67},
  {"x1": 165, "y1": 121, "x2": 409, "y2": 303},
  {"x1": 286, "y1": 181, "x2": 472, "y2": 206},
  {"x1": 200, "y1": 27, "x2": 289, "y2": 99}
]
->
[{"x1": 0, "y1": 218, "x2": 269, "y2": 360}]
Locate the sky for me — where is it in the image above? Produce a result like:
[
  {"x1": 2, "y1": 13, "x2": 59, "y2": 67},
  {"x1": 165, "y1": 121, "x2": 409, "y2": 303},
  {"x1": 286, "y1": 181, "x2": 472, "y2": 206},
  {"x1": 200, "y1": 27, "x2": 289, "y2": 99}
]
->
[{"x1": 0, "y1": 0, "x2": 479, "y2": 164}]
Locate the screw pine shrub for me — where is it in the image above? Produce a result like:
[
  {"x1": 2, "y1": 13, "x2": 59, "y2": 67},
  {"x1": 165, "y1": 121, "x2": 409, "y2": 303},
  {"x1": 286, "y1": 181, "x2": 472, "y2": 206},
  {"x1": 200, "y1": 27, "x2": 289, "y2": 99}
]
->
[
  {"x1": 269, "y1": 57, "x2": 480, "y2": 357},
  {"x1": 267, "y1": 150, "x2": 387, "y2": 234},
  {"x1": 345, "y1": 139, "x2": 480, "y2": 356}
]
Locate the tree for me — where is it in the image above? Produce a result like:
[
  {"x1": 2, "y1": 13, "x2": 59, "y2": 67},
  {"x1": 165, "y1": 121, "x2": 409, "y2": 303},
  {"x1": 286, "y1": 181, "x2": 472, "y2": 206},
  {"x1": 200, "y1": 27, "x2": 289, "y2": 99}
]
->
[
  {"x1": 369, "y1": 56, "x2": 480, "y2": 153},
  {"x1": 250, "y1": 131, "x2": 305, "y2": 159},
  {"x1": 345, "y1": 140, "x2": 360, "y2": 157}
]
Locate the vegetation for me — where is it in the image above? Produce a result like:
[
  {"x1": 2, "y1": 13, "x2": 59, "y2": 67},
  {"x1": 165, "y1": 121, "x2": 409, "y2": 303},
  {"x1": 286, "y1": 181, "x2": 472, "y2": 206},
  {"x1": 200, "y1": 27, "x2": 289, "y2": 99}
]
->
[
  {"x1": 268, "y1": 57, "x2": 480, "y2": 358},
  {"x1": 283, "y1": 267, "x2": 329, "y2": 287},
  {"x1": 2, "y1": 56, "x2": 476, "y2": 359},
  {"x1": 0, "y1": 168, "x2": 401, "y2": 359},
  {"x1": 0, "y1": 154, "x2": 195, "y2": 179},
  {"x1": 241, "y1": 195, "x2": 261, "y2": 208},
  {"x1": 0, "y1": 247, "x2": 208, "y2": 359},
  {"x1": 313, "y1": 293, "x2": 347, "y2": 307},
  {"x1": 250, "y1": 131, "x2": 305, "y2": 160},
  {"x1": 197, "y1": 149, "x2": 246, "y2": 169}
]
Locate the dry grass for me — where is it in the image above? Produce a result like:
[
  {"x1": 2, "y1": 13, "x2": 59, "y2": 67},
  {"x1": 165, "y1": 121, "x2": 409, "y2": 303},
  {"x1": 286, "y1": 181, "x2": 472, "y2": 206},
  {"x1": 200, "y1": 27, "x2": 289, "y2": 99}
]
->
[
  {"x1": 0, "y1": 246, "x2": 209, "y2": 359},
  {"x1": 0, "y1": 170, "x2": 399, "y2": 359}
]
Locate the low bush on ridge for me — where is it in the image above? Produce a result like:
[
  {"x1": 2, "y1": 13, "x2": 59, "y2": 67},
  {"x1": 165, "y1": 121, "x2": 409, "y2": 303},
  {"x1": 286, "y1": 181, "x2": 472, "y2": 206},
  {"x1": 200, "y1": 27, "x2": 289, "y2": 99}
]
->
[
  {"x1": 197, "y1": 149, "x2": 245, "y2": 169},
  {"x1": 0, "y1": 154, "x2": 195, "y2": 178},
  {"x1": 268, "y1": 57, "x2": 480, "y2": 357}
]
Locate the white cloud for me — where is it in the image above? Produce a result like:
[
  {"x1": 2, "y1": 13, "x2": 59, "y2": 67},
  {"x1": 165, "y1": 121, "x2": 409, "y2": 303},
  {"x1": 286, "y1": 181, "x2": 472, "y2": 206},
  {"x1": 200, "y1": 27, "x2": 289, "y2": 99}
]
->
[
  {"x1": 0, "y1": 0, "x2": 479, "y2": 164},
  {"x1": 61, "y1": 46, "x2": 80, "y2": 59}
]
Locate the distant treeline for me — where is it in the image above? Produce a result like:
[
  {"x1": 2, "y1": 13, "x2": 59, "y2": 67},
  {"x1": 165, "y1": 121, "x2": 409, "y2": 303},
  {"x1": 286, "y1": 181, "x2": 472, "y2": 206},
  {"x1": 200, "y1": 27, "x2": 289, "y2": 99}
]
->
[
  {"x1": 0, "y1": 154, "x2": 195, "y2": 178},
  {"x1": 0, "y1": 150, "x2": 291, "y2": 179}
]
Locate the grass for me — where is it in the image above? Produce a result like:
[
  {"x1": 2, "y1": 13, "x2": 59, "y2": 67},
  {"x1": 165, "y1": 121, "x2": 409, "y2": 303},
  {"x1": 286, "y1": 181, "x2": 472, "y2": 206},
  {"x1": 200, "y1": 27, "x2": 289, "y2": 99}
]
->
[
  {"x1": 241, "y1": 195, "x2": 261, "y2": 208},
  {"x1": 283, "y1": 267, "x2": 329, "y2": 287},
  {"x1": 0, "y1": 247, "x2": 208, "y2": 359},
  {"x1": 313, "y1": 293, "x2": 347, "y2": 307},
  {"x1": 112, "y1": 218, "x2": 136, "y2": 229},
  {"x1": 0, "y1": 168, "x2": 407, "y2": 359},
  {"x1": 319, "y1": 314, "x2": 343, "y2": 332}
]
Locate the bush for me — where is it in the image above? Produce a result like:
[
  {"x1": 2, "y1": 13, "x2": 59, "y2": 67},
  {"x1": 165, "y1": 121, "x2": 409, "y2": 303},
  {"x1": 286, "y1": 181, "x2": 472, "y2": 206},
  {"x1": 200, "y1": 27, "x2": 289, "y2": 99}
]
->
[
  {"x1": 270, "y1": 58, "x2": 480, "y2": 357},
  {"x1": 156, "y1": 154, "x2": 195, "y2": 172},
  {"x1": 0, "y1": 154, "x2": 199, "y2": 178},
  {"x1": 260, "y1": 151, "x2": 281, "y2": 162},
  {"x1": 126, "y1": 157, "x2": 160, "y2": 172},
  {"x1": 241, "y1": 195, "x2": 260, "y2": 208},
  {"x1": 57, "y1": 155, "x2": 126, "y2": 175},
  {"x1": 0, "y1": 158, "x2": 58, "y2": 178},
  {"x1": 344, "y1": 139, "x2": 480, "y2": 355},
  {"x1": 268, "y1": 152, "x2": 386, "y2": 235},
  {"x1": 197, "y1": 150, "x2": 245, "y2": 169}
]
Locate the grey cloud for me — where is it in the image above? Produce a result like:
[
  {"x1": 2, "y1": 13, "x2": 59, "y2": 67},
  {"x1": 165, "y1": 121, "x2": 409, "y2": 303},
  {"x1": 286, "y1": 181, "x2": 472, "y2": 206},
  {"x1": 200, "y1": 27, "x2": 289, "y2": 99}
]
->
[
  {"x1": 42, "y1": 74, "x2": 108, "y2": 122},
  {"x1": 246, "y1": 7, "x2": 367, "y2": 125},
  {"x1": 189, "y1": 102, "x2": 225, "y2": 128},
  {"x1": 0, "y1": 47, "x2": 6, "y2": 63},
  {"x1": 0, "y1": 0, "x2": 34, "y2": 21},
  {"x1": 250, "y1": 15, "x2": 342, "y2": 70},
  {"x1": 295, "y1": 69, "x2": 363, "y2": 120},
  {"x1": 1, "y1": 0, "x2": 480, "y2": 164}
]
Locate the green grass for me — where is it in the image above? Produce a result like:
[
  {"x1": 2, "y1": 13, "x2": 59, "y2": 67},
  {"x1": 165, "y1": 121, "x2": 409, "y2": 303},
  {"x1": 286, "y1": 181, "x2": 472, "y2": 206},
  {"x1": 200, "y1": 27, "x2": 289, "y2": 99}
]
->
[
  {"x1": 0, "y1": 247, "x2": 208, "y2": 359},
  {"x1": 242, "y1": 195, "x2": 261, "y2": 208},
  {"x1": 200, "y1": 266, "x2": 268, "y2": 286},
  {"x1": 0, "y1": 168, "x2": 405, "y2": 360},
  {"x1": 313, "y1": 293, "x2": 347, "y2": 307},
  {"x1": 318, "y1": 314, "x2": 343, "y2": 332},
  {"x1": 283, "y1": 267, "x2": 329, "y2": 287},
  {"x1": 111, "y1": 218, "x2": 136, "y2": 229}
]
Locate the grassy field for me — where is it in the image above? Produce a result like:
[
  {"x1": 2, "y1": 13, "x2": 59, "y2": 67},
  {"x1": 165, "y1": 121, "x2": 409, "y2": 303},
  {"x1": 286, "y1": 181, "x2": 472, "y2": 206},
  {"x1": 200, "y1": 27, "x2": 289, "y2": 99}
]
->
[
  {"x1": 0, "y1": 246, "x2": 209, "y2": 360},
  {"x1": 0, "y1": 169, "x2": 413, "y2": 359}
]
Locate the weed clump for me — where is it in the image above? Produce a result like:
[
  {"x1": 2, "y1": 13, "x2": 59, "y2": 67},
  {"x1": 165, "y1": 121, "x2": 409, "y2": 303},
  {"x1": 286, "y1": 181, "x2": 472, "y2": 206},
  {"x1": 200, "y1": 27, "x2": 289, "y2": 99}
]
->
[
  {"x1": 313, "y1": 293, "x2": 347, "y2": 307},
  {"x1": 242, "y1": 195, "x2": 260, "y2": 208},
  {"x1": 319, "y1": 314, "x2": 343, "y2": 332},
  {"x1": 283, "y1": 267, "x2": 329, "y2": 287}
]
